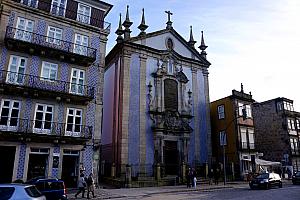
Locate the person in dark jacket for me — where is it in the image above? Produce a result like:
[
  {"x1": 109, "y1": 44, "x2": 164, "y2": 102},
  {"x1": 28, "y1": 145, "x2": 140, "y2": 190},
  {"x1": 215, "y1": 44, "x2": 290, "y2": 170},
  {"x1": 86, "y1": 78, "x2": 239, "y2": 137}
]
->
[
  {"x1": 75, "y1": 173, "x2": 86, "y2": 198},
  {"x1": 186, "y1": 168, "x2": 192, "y2": 188},
  {"x1": 214, "y1": 168, "x2": 220, "y2": 185}
]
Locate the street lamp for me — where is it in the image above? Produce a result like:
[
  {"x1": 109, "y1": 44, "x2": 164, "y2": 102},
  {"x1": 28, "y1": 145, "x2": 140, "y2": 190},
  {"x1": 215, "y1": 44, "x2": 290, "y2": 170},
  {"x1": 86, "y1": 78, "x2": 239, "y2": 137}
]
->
[{"x1": 220, "y1": 131, "x2": 227, "y2": 185}]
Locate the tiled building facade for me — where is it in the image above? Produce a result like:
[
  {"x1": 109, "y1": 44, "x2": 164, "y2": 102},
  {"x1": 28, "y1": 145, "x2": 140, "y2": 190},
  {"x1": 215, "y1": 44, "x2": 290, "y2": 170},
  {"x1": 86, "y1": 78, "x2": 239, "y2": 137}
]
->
[
  {"x1": 0, "y1": 0, "x2": 112, "y2": 187},
  {"x1": 102, "y1": 8, "x2": 212, "y2": 186},
  {"x1": 253, "y1": 97, "x2": 300, "y2": 173}
]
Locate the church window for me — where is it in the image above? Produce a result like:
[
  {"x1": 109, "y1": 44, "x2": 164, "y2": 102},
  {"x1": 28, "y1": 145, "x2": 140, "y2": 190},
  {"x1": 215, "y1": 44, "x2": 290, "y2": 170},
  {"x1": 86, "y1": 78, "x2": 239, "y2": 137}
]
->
[
  {"x1": 166, "y1": 38, "x2": 174, "y2": 50},
  {"x1": 164, "y1": 79, "x2": 178, "y2": 111},
  {"x1": 168, "y1": 60, "x2": 173, "y2": 74}
]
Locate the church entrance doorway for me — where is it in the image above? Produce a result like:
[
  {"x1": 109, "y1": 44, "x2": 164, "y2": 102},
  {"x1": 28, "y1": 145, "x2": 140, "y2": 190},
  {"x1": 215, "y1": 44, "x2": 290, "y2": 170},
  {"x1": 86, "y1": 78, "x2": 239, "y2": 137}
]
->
[
  {"x1": 0, "y1": 146, "x2": 16, "y2": 183},
  {"x1": 163, "y1": 141, "x2": 178, "y2": 175}
]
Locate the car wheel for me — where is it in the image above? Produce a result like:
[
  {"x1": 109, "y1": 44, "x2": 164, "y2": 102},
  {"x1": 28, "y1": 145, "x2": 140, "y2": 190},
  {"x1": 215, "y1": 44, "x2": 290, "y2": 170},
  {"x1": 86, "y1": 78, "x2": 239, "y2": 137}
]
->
[
  {"x1": 279, "y1": 182, "x2": 282, "y2": 188},
  {"x1": 265, "y1": 184, "x2": 269, "y2": 190}
]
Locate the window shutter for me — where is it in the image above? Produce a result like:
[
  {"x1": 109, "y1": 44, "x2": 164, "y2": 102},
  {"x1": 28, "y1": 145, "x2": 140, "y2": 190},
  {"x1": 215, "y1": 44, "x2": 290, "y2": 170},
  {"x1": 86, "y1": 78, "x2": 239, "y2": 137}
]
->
[
  {"x1": 91, "y1": 8, "x2": 104, "y2": 28},
  {"x1": 38, "y1": 0, "x2": 51, "y2": 12},
  {"x1": 65, "y1": 0, "x2": 78, "y2": 20},
  {"x1": 164, "y1": 79, "x2": 178, "y2": 111}
]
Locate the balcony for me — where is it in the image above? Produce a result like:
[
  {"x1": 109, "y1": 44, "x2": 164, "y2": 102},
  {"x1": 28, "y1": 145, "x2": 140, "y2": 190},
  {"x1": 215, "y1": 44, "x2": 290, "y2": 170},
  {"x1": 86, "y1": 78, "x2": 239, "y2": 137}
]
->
[
  {"x1": 0, "y1": 118, "x2": 92, "y2": 144},
  {"x1": 5, "y1": 26, "x2": 96, "y2": 66},
  {"x1": 0, "y1": 70, "x2": 94, "y2": 103},
  {"x1": 240, "y1": 142, "x2": 255, "y2": 150},
  {"x1": 13, "y1": 0, "x2": 111, "y2": 32}
]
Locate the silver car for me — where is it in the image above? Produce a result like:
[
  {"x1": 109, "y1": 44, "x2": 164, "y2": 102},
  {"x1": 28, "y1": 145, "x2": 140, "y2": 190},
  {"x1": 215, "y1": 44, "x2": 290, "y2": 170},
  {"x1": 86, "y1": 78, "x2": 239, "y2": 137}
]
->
[{"x1": 0, "y1": 184, "x2": 46, "y2": 200}]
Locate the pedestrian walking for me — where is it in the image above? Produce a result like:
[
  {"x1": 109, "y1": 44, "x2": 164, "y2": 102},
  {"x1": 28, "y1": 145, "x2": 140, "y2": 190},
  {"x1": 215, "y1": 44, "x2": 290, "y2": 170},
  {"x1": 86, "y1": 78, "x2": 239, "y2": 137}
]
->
[
  {"x1": 214, "y1": 168, "x2": 220, "y2": 185},
  {"x1": 75, "y1": 173, "x2": 86, "y2": 198},
  {"x1": 208, "y1": 169, "x2": 213, "y2": 185},
  {"x1": 192, "y1": 168, "x2": 197, "y2": 188},
  {"x1": 86, "y1": 173, "x2": 96, "y2": 199},
  {"x1": 186, "y1": 168, "x2": 192, "y2": 188}
]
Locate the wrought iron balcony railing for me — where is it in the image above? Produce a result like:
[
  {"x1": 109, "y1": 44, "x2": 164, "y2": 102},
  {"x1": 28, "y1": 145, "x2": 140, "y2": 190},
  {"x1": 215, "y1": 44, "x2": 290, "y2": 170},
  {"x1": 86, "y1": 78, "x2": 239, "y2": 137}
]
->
[
  {"x1": 240, "y1": 142, "x2": 255, "y2": 150},
  {"x1": 0, "y1": 117, "x2": 92, "y2": 139},
  {"x1": 249, "y1": 143, "x2": 255, "y2": 149},
  {"x1": 0, "y1": 70, "x2": 95, "y2": 99},
  {"x1": 5, "y1": 26, "x2": 97, "y2": 60},
  {"x1": 14, "y1": 0, "x2": 111, "y2": 31}
]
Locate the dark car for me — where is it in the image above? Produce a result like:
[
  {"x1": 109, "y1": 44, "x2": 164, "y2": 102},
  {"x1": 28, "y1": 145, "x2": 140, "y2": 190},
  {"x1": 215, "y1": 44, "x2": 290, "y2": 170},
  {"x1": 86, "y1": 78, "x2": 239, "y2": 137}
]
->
[
  {"x1": 249, "y1": 172, "x2": 282, "y2": 189},
  {"x1": 26, "y1": 178, "x2": 67, "y2": 200},
  {"x1": 292, "y1": 171, "x2": 300, "y2": 185}
]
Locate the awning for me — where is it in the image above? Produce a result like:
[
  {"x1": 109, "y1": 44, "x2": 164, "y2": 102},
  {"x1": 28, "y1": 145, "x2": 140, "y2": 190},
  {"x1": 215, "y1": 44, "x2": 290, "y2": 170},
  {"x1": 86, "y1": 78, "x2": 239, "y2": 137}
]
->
[{"x1": 255, "y1": 158, "x2": 281, "y2": 166}]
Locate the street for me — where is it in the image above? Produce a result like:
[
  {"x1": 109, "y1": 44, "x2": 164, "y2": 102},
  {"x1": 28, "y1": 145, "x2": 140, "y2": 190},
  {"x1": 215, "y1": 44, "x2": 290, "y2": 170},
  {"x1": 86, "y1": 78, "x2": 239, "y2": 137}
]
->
[
  {"x1": 69, "y1": 181, "x2": 300, "y2": 200},
  {"x1": 140, "y1": 185, "x2": 300, "y2": 200}
]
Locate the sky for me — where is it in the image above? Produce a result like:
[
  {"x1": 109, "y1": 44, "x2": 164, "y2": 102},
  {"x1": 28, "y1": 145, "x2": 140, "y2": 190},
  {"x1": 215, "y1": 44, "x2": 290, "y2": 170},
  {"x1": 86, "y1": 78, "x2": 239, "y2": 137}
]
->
[{"x1": 104, "y1": 0, "x2": 300, "y2": 110}]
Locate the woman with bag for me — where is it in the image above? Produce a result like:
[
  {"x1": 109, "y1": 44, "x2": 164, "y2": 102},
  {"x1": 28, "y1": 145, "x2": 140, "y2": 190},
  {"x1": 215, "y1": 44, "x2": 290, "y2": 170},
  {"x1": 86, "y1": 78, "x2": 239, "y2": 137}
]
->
[
  {"x1": 87, "y1": 173, "x2": 96, "y2": 199},
  {"x1": 75, "y1": 173, "x2": 86, "y2": 198}
]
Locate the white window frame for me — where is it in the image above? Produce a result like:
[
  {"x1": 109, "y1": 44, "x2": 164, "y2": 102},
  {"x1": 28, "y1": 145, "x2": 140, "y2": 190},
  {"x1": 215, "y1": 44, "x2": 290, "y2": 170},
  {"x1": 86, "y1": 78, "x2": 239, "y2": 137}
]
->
[
  {"x1": 238, "y1": 102, "x2": 243, "y2": 116},
  {"x1": 46, "y1": 26, "x2": 63, "y2": 45},
  {"x1": 76, "y1": 3, "x2": 91, "y2": 24},
  {"x1": 41, "y1": 61, "x2": 58, "y2": 81},
  {"x1": 245, "y1": 105, "x2": 252, "y2": 118},
  {"x1": 217, "y1": 105, "x2": 225, "y2": 119},
  {"x1": 0, "y1": 99, "x2": 20, "y2": 131},
  {"x1": 15, "y1": 17, "x2": 34, "y2": 42},
  {"x1": 50, "y1": 0, "x2": 67, "y2": 16},
  {"x1": 219, "y1": 130, "x2": 226, "y2": 146},
  {"x1": 73, "y1": 33, "x2": 89, "y2": 56},
  {"x1": 248, "y1": 129, "x2": 255, "y2": 149},
  {"x1": 240, "y1": 128, "x2": 247, "y2": 149},
  {"x1": 65, "y1": 108, "x2": 82, "y2": 137},
  {"x1": 33, "y1": 104, "x2": 54, "y2": 134},
  {"x1": 69, "y1": 68, "x2": 85, "y2": 95},
  {"x1": 6, "y1": 55, "x2": 27, "y2": 85},
  {"x1": 20, "y1": 0, "x2": 38, "y2": 8}
]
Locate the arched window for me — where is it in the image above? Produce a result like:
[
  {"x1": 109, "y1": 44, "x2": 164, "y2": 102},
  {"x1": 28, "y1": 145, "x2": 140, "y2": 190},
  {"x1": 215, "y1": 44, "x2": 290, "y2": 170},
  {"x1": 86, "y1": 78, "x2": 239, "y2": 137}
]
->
[{"x1": 164, "y1": 79, "x2": 178, "y2": 111}]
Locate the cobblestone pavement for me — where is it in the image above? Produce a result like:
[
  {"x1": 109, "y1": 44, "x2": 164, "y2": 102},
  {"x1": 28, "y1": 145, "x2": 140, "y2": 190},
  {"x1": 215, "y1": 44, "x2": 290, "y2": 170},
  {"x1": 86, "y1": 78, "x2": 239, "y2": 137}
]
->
[
  {"x1": 68, "y1": 181, "x2": 248, "y2": 200},
  {"x1": 68, "y1": 180, "x2": 296, "y2": 200}
]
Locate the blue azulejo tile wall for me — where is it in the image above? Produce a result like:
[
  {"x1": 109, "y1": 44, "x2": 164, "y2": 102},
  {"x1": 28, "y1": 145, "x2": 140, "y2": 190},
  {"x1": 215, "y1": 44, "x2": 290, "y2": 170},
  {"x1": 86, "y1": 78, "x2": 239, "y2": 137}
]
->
[
  {"x1": 16, "y1": 144, "x2": 27, "y2": 180},
  {"x1": 128, "y1": 54, "x2": 140, "y2": 176}
]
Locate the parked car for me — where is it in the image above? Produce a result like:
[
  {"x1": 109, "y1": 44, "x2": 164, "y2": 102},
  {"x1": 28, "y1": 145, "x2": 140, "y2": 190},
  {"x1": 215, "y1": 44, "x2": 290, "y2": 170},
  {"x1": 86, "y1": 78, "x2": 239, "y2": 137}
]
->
[
  {"x1": 249, "y1": 172, "x2": 282, "y2": 189},
  {"x1": 292, "y1": 171, "x2": 300, "y2": 185},
  {"x1": 0, "y1": 183, "x2": 46, "y2": 200},
  {"x1": 26, "y1": 178, "x2": 67, "y2": 200}
]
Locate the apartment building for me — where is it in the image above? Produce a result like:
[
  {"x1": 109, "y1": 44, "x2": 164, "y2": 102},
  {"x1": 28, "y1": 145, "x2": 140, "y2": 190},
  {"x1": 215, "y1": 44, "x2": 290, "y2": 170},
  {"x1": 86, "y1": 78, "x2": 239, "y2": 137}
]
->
[{"x1": 0, "y1": 0, "x2": 112, "y2": 187}]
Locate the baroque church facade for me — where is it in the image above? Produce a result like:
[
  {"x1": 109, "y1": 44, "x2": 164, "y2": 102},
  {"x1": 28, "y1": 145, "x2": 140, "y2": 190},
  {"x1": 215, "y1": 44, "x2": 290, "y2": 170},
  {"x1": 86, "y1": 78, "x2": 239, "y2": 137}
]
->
[{"x1": 102, "y1": 7, "x2": 212, "y2": 185}]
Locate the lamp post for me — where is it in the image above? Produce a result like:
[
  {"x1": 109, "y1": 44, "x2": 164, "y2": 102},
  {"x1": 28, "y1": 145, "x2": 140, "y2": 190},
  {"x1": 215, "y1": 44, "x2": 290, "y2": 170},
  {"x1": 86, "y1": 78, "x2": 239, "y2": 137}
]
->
[{"x1": 220, "y1": 131, "x2": 227, "y2": 185}]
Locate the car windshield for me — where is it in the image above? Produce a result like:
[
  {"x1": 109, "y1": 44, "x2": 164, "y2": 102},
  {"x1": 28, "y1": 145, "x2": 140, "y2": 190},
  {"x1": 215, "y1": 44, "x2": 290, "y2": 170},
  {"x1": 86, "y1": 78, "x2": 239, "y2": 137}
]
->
[
  {"x1": 256, "y1": 173, "x2": 269, "y2": 179},
  {"x1": 25, "y1": 186, "x2": 43, "y2": 197},
  {"x1": 0, "y1": 187, "x2": 15, "y2": 200}
]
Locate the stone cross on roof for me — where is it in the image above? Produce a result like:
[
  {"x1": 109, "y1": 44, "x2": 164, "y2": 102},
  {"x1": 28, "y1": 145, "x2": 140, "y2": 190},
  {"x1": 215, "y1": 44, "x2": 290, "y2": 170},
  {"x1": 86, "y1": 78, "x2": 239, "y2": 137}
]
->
[{"x1": 165, "y1": 10, "x2": 173, "y2": 29}]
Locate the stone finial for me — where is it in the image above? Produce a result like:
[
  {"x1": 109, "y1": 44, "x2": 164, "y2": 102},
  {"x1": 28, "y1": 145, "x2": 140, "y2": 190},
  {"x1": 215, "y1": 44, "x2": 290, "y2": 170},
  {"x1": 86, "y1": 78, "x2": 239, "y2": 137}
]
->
[
  {"x1": 188, "y1": 26, "x2": 196, "y2": 47},
  {"x1": 115, "y1": 13, "x2": 124, "y2": 43},
  {"x1": 241, "y1": 83, "x2": 244, "y2": 93},
  {"x1": 138, "y1": 8, "x2": 148, "y2": 36},
  {"x1": 199, "y1": 31, "x2": 208, "y2": 58},
  {"x1": 123, "y1": 5, "x2": 133, "y2": 40},
  {"x1": 165, "y1": 10, "x2": 173, "y2": 29}
]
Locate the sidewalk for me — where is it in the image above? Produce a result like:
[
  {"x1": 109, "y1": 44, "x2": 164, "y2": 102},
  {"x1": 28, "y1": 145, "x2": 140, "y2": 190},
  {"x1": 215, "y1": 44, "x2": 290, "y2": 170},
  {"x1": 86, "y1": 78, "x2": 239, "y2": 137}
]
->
[{"x1": 68, "y1": 181, "x2": 249, "y2": 200}]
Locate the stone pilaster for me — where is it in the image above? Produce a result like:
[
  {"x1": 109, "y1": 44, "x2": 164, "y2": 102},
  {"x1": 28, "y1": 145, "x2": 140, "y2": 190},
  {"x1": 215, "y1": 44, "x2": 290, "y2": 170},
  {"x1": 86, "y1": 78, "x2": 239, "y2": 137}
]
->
[
  {"x1": 120, "y1": 51, "x2": 131, "y2": 173},
  {"x1": 191, "y1": 66, "x2": 200, "y2": 163},
  {"x1": 139, "y1": 54, "x2": 147, "y2": 175},
  {"x1": 203, "y1": 68, "x2": 212, "y2": 166}
]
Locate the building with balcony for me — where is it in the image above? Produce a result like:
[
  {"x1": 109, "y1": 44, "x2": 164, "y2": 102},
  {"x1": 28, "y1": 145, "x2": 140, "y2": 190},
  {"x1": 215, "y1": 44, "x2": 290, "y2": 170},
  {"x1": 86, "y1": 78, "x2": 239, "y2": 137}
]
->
[
  {"x1": 102, "y1": 8, "x2": 211, "y2": 186},
  {"x1": 253, "y1": 97, "x2": 300, "y2": 173},
  {"x1": 0, "y1": 0, "x2": 112, "y2": 186},
  {"x1": 210, "y1": 84, "x2": 256, "y2": 179}
]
